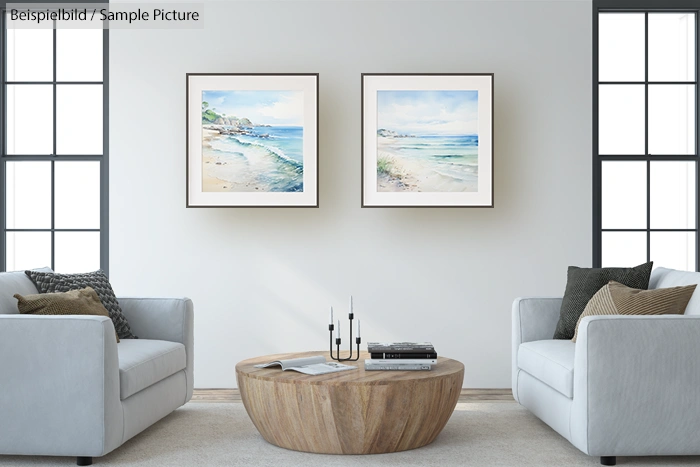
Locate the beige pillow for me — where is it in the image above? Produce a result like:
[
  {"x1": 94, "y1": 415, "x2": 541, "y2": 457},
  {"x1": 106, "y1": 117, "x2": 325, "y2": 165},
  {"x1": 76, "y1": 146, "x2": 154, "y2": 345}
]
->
[
  {"x1": 14, "y1": 287, "x2": 119, "y2": 343},
  {"x1": 572, "y1": 280, "x2": 696, "y2": 342}
]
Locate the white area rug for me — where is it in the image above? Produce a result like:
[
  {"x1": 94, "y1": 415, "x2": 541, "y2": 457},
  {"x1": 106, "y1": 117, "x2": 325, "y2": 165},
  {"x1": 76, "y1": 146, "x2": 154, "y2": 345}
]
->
[{"x1": 2, "y1": 403, "x2": 700, "y2": 466}]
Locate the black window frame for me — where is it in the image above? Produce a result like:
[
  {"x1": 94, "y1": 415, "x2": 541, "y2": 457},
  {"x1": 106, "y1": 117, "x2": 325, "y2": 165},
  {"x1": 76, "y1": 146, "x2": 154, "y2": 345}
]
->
[
  {"x1": 593, "y1": 0, "x2": 700, "y2": 270},
  {"x1": 0, "y1": 0, "x2": 109, "y2": 275}
]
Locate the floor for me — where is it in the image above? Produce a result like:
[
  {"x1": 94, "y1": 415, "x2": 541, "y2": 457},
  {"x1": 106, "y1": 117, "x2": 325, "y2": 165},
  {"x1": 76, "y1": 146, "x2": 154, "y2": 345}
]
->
[
  {"x1": 2, "y1": 390, "x2": 700, "y2": 466},
  {"x1": 3, "y1": 401, "x2": 700, "y2": 466}
]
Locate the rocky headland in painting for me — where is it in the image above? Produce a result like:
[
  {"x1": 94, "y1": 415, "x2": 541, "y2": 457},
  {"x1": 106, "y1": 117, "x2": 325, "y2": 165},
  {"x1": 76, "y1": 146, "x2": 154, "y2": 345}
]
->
[
  {"x1": 376, "y1": 128, "x2": 415, "y2": 138},
  {"x1": 202, "y1": 103, "x2": 272, "y2": 138}
]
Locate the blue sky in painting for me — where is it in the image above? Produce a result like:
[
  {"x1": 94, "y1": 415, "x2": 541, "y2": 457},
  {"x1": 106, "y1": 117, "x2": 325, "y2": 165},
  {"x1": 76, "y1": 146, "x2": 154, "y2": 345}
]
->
[
  {"x1": 202, "y1": 90, "x2": 303, "y2": 126},
  {"x1": 377, "y1": 90, "x2": 478, "y2": 136}
]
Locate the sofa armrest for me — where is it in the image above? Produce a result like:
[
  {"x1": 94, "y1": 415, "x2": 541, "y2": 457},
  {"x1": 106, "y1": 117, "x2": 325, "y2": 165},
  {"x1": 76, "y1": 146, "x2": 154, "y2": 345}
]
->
[
  {"x1": 571, "y1": 315, "x2": 700, "y2": 456},
  {"x1": 511, "y1": 297, "x2": 562, "y2": 402},
  {"x1": 512, "y1": 297, "x2": 562, "y2": 345},
  {"x1": 0, "y1": 315, "x2": 122, "y2": 457},
  {"x1": 118, "y1": 297, "x2": 194, "y2": 401}
]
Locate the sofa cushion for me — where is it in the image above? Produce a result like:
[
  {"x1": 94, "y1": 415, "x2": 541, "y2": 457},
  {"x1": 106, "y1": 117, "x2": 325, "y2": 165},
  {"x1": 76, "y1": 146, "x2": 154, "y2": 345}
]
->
[
  {"x1": 650, "y1": 267, "x2": 700, "y2": 315},
  {"x1": 553, "y1": 262, "x2": 653, "y2": 340},
  {"x1": 0, "y1": 268, "x2": 52, "y2": 314},
  {"x1": 518, "y1": 340, "x2": 575, "y2": 398},
  {"x1": 26, "y1": 270, "x2": 136, "y2": 339},
  {"x1": 118, "y1": 339, "x2": 186, "y2": 400},
  {"x1": 15, "y1": 287, "x2": 120, "y2": 343},
  {"x1": 572, "y1": 280, "x2": 696, "y2": 342}
]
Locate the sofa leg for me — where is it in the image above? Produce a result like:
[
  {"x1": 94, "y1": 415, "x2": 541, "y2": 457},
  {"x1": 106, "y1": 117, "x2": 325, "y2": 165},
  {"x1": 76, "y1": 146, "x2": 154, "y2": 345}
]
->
[
  {"x1": 600, "y1": 456, "x2": 616, "y2": 466},
  {"x1": 77, "y1": 457, "x2": 92, "y2": 466}
]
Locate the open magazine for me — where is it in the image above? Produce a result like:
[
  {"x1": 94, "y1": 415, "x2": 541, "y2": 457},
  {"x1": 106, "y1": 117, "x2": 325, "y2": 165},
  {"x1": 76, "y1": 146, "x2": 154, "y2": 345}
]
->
[{"x1": 254, "y1": 356, "x2": 356, "y2": 376}]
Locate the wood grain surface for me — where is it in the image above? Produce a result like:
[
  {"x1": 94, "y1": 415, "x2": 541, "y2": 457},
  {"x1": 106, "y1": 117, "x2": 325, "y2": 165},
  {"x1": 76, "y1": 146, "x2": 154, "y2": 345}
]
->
[
  {"x1": 235, "y1": 351, "x2": 464, "y2": 454},
  {"x1": 191, "y1": 388, "x2": 513, "y2": 403}
]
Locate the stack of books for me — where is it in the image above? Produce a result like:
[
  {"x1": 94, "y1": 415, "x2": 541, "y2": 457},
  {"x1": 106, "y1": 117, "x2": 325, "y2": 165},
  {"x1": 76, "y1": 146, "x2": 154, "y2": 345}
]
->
[{"x1": 365, "y1": 342, "x2": 437, "y2": 371}]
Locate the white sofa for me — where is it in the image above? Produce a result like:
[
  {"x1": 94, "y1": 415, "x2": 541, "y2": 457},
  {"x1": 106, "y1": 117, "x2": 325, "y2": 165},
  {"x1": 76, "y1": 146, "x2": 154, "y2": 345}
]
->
[
  {"x1": 0, "y1": 270, "x2": 194, "y2": 465},
  {"x1": 512, "y1": 267, "x2": 700, "y2": 466}
]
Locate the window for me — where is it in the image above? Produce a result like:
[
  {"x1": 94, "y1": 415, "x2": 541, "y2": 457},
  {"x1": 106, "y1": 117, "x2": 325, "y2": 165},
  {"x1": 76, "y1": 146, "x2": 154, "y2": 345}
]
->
[
  {"x1": 0, "y1": 8, "x2": 108, "y2": 274},
  {"x1": 594, "y1": 1, "x2": 699, "y2": 271}
]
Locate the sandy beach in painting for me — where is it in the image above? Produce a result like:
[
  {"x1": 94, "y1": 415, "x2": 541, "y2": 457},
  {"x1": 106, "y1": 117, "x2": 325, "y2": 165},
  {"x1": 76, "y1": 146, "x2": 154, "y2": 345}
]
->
[
  {"x1": 376, "y1": 135, "x2": 478, "y2": 193},
  {"x1": 376, "y1": 90, "x2": 479, "y2": 193},
  {"x1": 202, "y1": 129, "x2": 232, "y2": 191},
  {"x1": 200, "y1": 90, "x2": 304, "y2": 193}
]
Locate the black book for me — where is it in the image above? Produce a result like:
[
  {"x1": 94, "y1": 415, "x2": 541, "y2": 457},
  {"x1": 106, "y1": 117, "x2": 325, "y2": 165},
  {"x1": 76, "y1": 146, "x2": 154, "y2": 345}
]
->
[
  {"x1": 370, "y1": 352, "x2": 438, "y2": 359},
  {"x1": 366, "y1": 342, "x2": 435, "y2": 353}
]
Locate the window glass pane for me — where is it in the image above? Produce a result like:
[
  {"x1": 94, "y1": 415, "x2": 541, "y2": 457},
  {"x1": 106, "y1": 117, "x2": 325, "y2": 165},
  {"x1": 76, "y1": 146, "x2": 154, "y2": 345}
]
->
[
  {"x1": 6, "y1": 232, "x2": 51, "y2": 271},
  {"x1": 56, "y1": 85, "x2": 103, "y2": 155},
  {"x1": 648, "y1": 85, "x2": 695, "y2": 155},
  {"x1": 599, "y1": 85, "x2": 645, "y2": 155},
  {"x1": 602, "y1": 232, "x2": 647, "y2": 267},
  {"x1": 599, "y1": 13, "x2": 645, "y2": 82},
  {"x1": 6, "y1": 161, "x2": 52, "y2": 229},
  {"x1": 6, "y1": 85, "x2": 53, "y2": 155},
  {"x1": 651, "y1": 232, "x2": 696, "y2": 271},
  {"x1": 650, "y1": 161, "x2": 695, "y2": 229},
  {"x1": 55, "y1": 162, "x2": 100, "y2": 229},
  {"x1": 6, "y1": 26, "x2": 53, "y2": 81},
  {"x1": 54, "y1": 232, "x2": 100, "y2": 274},
  {"x1": 56, "y1": 28, "x2": 103, "y2": 82},
  {"x1": 602, "y1": 161, "x2": 647, "y2": 229},
  {"x1": 649, "y1": 13, "x2": 696, "y2": 82}
]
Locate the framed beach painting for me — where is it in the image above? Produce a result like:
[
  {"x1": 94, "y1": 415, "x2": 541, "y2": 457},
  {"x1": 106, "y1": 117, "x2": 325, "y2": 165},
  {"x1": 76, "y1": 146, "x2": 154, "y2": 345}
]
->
[
  {"x1": 187, "y1": 73, "x2": 318, "y2": 207},
  {"x1": 362, "y1": 73, "x2": 494, "y2": 207}
]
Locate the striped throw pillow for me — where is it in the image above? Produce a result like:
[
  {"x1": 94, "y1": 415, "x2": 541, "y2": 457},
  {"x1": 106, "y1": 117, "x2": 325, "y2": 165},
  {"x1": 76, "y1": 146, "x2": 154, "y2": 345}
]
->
[{"x1": 572, "y1": 280, "x2": 697, "y2": 342}]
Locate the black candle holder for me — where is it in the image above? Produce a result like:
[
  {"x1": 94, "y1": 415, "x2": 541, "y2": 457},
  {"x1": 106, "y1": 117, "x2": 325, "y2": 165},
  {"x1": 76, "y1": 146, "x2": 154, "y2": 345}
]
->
[{"x1": 329, "y1": 312, "x2": 361, "y2": 362}]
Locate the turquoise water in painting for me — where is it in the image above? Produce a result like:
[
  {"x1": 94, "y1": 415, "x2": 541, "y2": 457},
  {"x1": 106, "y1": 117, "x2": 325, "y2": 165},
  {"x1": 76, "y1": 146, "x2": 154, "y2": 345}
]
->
[
  {"x1": 206, "y1": 126, "x2": 303, "y2": 192},
  {"x1": 382, "y1": 134, "x2": 478, "y2": 182},
  {"x1": 235, "y1": 126, "x2": 303, "y2": 164}
]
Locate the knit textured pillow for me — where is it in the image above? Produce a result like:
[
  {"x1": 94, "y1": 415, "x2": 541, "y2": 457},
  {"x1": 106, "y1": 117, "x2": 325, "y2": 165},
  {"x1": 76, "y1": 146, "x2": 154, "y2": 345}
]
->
[
  {"x1": 25, "y1": 270, "x2": 136, "y2": 340},
  {"x1": 15, "y1": 287, "x2": 120, "y2": 343},
  {"x1": 571, "y1": 280, "x2": 696, "y2": 342},
  {"x1": 553, "y1": 262, "x2": 653, "y2": 340}
]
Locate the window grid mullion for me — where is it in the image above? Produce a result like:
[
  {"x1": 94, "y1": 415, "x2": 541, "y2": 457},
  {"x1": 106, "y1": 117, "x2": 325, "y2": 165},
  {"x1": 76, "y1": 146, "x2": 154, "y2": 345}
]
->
[
  {"x1": 645, "y1": 12, "x2": 651, "y2": 264},
  {"x1": 603, "y1": 229, "x2": 697, "y2": 232},
  {"x1": 599, "y1": 154, "x2": 699, "y2": 159},
  {"x1": 596, "y1": 6, "x2": 699, "y2": 270},
  {"x1": 50, "y1": 160, "x2": 55, "y2": 270},
  {"x1": 1, "y1": 155, "x2": 104, "y2": 160},
  {"x1": 1, "y1": 12, "x2": 6, "y2": 270},
  {"x1": 599, "y1": 81, "x2": 697, "y2": 85},
  {"x1": 695, "y1": 11, "x2": 700, "y2": 269},
  {"x1": 6, "y1": 229, "x2": 100, "y2": 232},
  {"x1": 600, "y1": 7, "x2": 699, "y2": 14},
  {"x1": 51, "y1": 22, "x2": 56, "y2": 270},
  {"x1": 4, "y1": 81, "x2": 103, "y2": 85},
  {"x1": 101, "y1": 27, "x2": 109, "y2": 276},
  {"x1": 0, "y1": 18, "x2": 107, "y2": 273}
]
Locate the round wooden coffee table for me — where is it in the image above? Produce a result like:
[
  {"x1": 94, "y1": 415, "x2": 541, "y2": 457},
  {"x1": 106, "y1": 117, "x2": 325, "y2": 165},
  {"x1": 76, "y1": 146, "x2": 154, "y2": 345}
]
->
[{"x1": 236, "y1": 351, "x2": 464, "y2": 454}]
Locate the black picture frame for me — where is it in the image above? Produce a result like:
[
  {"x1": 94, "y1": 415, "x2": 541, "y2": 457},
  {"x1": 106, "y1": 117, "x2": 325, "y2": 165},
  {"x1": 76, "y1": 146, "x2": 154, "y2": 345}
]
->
[
  {"x1": 361, "y1": 73, "x2": 494, "y2": 208},
  {"x1": 186, "y1": 73, "x2": 319, "y2": 208}
]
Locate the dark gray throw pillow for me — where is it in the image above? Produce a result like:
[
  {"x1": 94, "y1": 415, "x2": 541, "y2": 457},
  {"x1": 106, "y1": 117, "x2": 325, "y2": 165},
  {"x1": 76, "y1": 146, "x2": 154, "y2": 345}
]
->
[
  {"x1": 25, "y1": 270, "x2": 136, "y2": 340},
  {"x1": 553, "y1": 262, "x2": 653, "y2": 340}
]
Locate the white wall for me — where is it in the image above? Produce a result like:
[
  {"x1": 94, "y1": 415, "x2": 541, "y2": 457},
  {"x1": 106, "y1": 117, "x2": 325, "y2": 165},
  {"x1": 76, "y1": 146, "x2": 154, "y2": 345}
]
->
[{"x1": 110, "y1": 0, "x2": 592, "y2": 388}]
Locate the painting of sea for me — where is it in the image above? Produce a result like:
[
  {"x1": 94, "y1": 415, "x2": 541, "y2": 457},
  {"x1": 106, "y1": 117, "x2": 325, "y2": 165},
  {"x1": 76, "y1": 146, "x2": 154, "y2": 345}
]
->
[
  {"x1": 376, "y1": 90, "x2": 478, "y2": 193},
  {"x1": 201, "y1": 90, "x2": 304, "y2": 193}
]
